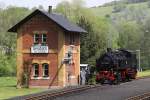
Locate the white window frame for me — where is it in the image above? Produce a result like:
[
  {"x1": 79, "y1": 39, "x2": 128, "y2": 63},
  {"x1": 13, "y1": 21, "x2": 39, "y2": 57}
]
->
[
  {"x1": 33, "y1": 63, "x2": 39, "y2": 77},
  {"x1": 42, "y1": 63, "x2": 49, "y2": 77},
  {"x1": 42, "y1": 33, "x2": 47, "y2": 44},
  {"x1": 34, "y1": 34, "x2": 40, "y2": 44}
]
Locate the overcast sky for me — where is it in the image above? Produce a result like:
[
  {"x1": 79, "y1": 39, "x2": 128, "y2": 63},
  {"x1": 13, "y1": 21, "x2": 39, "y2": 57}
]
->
[{"x1": 0, "y1": 0, "x2": 116, "y2": 9}]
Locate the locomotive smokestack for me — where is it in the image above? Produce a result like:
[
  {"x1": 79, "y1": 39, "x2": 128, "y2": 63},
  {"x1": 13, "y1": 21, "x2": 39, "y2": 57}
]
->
[{"x1": 107, "y1": 48, "x2": 112, "y2": 52}]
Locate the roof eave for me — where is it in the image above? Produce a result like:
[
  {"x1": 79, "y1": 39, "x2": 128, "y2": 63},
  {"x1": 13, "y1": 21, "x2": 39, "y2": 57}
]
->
[
  {"x1": 8, "y1": 28, "x2": 16, "y2": 32},
  {"x1": 66, "y1": 28, "x2": 87, "y2": 33},
  {"x1": 68, "y1": 30, "x2": 87, "y2": 34},
  {"x1": 7, "y1": 9, "x2": 87, "y2": 33}
]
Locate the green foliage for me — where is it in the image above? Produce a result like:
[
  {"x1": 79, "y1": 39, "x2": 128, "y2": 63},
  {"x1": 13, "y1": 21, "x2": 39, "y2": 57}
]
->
[
  {"x1": 55, "y1": 1, "x2": 72, "y2": 18},
  {"x1": 104, "y1": 0, "x2": 149, "y2": 7},
  {"x1": 77, "y1": 16, "x2": 107, "y2": 65},
  {"x1": 140, "y1": 18, "x2": 150, "y2": 69},
  {"x1": 88, "y1": 75, "x2": 96, "y2": 85},
  {"x1": 148, "y1": 1, "x2": 150, "y2": 8},
  {"x1": 113, "y1": 2, "x2": 126, "y2": 13},
  {"x1": 0, "y1": 6, "x2": 31, "y2": 76},
  {"x1": 0, "y1": 53, "x2": 16, "y2": 76},
  {"x1": 117, "y1": 21, "x2": 142, "y2": 49},
  {"x1": 125, "y1": 0, "x2": 149, "y2": 4}
]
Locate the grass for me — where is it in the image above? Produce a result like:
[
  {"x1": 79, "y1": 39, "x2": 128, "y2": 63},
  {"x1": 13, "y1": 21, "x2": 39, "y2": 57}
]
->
[
  {"x1": 137, "y1": 70, "x2": 150, "y2": 77},
  {"x1": 0, "y1": 77, "x2": 45, "y2": 100}
]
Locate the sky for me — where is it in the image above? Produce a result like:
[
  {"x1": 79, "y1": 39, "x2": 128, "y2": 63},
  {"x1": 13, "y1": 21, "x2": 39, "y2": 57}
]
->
[{"x1": 0, "y1": 0, "x2": 116, "y2": 9}]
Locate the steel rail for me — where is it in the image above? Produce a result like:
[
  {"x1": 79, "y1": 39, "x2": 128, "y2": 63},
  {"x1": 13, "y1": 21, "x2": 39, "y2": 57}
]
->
[
  {"x1": 25, "y1": 85, "x2": 101, "y2": 100},
  {"x1": 24, "y1": 76, "x2": 150, "y2": 100},
  {"x1": 9, "y1": 76, "x2": 150, "y2": 100},
  {"x1": 126, "y1": 92, "x2": 150, "y2": 100},
  {"x1": 141, "y1": 95, "x2": 150, "y2": 100}
]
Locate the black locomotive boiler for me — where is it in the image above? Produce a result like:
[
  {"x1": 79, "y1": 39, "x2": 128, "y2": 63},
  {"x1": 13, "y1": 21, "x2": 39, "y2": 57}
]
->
[{"x1": 96, "y1": 48, "x2": 137, "y2": 84}]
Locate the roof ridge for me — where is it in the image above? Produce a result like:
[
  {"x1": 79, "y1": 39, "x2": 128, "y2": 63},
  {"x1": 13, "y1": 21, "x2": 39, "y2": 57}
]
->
[{"x1": 8, "y1": 9, "x2": 87, "y2": 33}]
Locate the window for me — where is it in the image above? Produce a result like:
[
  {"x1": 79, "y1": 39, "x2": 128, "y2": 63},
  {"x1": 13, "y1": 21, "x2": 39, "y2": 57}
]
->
[
  {"x1": 42, "y1": 63, "x2": 49, "y2": 77},
  {"x1": 34, "y1": 34, "x2": 40, "y2": 44},
  {"x1": 33, "y1": 63, "x2": 39, "y2": 77},
  {"x1": 42, "y1": 34, "x2": 47, "y2": 44},
  {"x1": 33, "y1": 33, "x2": 47, "y2": 44}
]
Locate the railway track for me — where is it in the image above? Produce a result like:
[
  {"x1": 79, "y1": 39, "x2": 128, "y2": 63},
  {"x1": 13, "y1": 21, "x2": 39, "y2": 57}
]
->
[
  {"x1": 126, "y1": 92, "x2": 150, "y2": 100},
  {"x1": 24, "y1": 85, "x2": 101, "y2": 100},
  {"x1": 125, "y1": 76, "x2": 150, "y2": 100},
  {"x1": 9, "y1": 76, "x2": 150, "y2": 100}
]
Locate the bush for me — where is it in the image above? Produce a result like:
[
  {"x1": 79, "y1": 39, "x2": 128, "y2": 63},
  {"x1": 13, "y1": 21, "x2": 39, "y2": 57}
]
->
[
  {"x1": 147, "y1": 1, "x2": 150, "y2": 8},
  {"x1": 88, "y1": 75, "x2": 96, "y2": 85},
  {"x1": 0, "y1": 53, "x2": 16, "y2": 76},
  {"x1": 113, "y1": 3, "x2": 126, "y2": 13}
]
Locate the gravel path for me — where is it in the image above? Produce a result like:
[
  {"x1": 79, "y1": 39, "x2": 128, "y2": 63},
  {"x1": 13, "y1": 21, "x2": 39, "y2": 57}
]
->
[{"x1": 55, "y1": 78, "x2": 150, "y2": 100}]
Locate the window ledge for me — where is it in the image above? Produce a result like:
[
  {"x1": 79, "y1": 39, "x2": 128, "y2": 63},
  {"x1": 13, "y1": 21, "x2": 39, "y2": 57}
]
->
[
  {"x1": 31, "y1": 77, "x2": 42, "y2": 80},
  {"x1": 42, "y1": 77, "x2": 50, "y2": 79},
  {"x1": 31, "y1": 77, "x2": 50, "y2": 80}
]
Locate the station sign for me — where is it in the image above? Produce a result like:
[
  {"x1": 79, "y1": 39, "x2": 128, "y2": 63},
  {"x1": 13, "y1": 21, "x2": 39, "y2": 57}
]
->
[{"x1": 31, "y1": 45, "x2": 48, "y2": 53}]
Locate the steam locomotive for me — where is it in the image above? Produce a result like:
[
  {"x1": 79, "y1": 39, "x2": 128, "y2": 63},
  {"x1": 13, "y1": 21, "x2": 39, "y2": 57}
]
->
[{"x1": 96, "y1": 48, "x2": 137, "y2": 84}]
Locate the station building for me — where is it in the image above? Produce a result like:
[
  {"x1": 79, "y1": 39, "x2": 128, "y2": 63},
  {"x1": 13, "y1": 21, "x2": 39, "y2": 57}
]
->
[{"x1": 8, "y1": 7, "x2": 86, "y2": 88}]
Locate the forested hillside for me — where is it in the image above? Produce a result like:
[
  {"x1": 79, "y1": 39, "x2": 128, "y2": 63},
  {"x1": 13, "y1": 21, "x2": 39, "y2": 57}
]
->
[
  {"x1": 0, "y1": 0, "x2": 150, "y2": 76},
  {"x1": 91, "y1": 0, "x2": 150, "y2": 70}
]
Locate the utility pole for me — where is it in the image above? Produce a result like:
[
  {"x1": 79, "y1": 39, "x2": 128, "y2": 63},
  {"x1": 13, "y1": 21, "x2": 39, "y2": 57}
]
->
[{"x1": 136, "y1": 50, "x2": 141, "y2": 72}]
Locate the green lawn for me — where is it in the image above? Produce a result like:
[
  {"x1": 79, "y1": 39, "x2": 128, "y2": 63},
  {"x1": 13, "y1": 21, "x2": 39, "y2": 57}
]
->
[
  {"x1": 0, "y1": 77, "x2": 45, "y2": 100},
  {"x1": 137, "y1": 70, "x2": 150, "y2": 77}
]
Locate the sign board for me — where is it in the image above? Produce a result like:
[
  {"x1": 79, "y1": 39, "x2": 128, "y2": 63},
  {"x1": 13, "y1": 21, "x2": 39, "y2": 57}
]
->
[{"x1": 31, "y1": 45, "x2": 48, "y2": 53}]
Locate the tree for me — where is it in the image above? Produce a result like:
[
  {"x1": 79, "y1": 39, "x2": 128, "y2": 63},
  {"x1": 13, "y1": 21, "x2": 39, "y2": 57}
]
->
[
  {"x1": 117, "y1": 21, "x2": 142, "y2": 50},
  {"x1": 140, "y1": 18, "x2": 150, "y2": 69},
  {"x1": 147, "y1": 1, "x2": 150, "y2": 8},
  {"x1": 113, "y1": 2, "x2": 126, "y2": 13},
  {"x1": 55, "y1": 1, "x2": 72, "y2": 18},
  {"x1": 38, "y1": 5, "x2": 44, "y2": 10},
  {"x1": 77, "y1": 16, "x2": 95, "y2": 64},
  {"x1": 0, "y1": 6, "x2": 31, "y2": 76}
]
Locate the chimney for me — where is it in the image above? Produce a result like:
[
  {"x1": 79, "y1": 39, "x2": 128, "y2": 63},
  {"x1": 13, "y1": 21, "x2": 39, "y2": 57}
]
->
[{"x1": 48, "y1": 6, "x2": 52, "y2": 13}]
